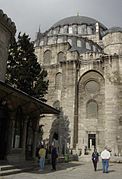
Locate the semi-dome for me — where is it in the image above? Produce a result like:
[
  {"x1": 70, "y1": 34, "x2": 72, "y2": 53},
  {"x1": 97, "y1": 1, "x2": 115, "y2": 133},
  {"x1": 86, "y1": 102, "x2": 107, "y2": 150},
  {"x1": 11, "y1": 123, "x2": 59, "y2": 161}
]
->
[{"x1": 51, "y1": 15, "x2": 107, "y2": 30}]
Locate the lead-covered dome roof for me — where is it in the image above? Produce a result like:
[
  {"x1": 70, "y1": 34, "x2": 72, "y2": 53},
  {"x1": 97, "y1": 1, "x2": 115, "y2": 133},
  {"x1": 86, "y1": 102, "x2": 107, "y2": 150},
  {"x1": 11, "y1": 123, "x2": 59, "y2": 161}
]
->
[{"x1": 51, "y1": 16, "x2": 107, "y2": 29}]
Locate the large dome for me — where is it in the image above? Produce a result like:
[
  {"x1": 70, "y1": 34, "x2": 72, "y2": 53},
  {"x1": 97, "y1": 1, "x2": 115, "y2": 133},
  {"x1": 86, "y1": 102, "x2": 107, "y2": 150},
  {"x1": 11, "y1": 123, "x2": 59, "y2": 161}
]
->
[
  {"x1": 35, "y1": 15, "x2": 107, "y2": 53},
  {"x1": 51, "y1": 16, "x2": 107, "y2": 30}
]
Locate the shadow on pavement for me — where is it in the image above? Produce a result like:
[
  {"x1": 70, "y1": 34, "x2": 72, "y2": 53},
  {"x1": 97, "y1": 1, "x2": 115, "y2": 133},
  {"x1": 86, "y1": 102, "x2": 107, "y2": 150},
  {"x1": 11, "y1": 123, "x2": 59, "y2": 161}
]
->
[
  {"x1": 107, "y1": 170, "x2": 115, "y2": 173},
  {"x1": 97, "y1": 168, "x2": 115, "y2": 173},
  {"x1": 30, "y1": 162, "x2": 83, "y2": 174},
  {"x1": 97, "y1": 168, "x2": 103, "y2": 171}
]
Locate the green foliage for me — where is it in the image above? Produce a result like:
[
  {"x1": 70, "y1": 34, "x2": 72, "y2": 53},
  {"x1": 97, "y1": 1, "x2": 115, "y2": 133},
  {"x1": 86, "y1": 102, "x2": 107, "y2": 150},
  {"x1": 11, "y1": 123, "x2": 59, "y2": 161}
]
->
[{"x1": 6, "y1": 33, "x2": 48, "y2": 101}]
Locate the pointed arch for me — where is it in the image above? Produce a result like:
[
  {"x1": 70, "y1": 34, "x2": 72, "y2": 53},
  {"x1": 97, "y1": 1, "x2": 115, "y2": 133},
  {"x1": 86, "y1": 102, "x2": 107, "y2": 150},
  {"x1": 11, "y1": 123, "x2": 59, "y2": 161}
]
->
[
  {"x1": 86, "y1": 100, "x2": 98, "y2": 119},
  {"x1": 78, "y1": 70, "x2": 104, "y2": 89},
  {"x1": 43, "y1": 50, "x2": 51, "y2": 65},
  {"x1": 55, "y1": 72, "x2": 62, "y2": 89},
  {"x1": 57, "y1": 51, "x2": 66, "y2": 63}
]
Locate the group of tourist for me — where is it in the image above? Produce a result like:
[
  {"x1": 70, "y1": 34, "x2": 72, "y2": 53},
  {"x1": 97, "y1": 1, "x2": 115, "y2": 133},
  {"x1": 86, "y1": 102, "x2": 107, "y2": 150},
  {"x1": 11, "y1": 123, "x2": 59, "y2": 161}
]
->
[
  {"x1": 37, "y1": 144, "x2": 111, "y2": 173},
  {"x1": 37, "y1": 144, "x2": 58, "y2": 171},
  {"x1": 92, "y1": 146, "x2": 111, "y2": 173}
]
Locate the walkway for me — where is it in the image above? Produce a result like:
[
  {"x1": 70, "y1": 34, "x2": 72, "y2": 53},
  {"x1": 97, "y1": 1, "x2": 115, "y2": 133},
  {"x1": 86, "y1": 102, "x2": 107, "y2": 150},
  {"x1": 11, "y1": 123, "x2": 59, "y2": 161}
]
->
[{"x1": 1, "y1": 161, "x2": 122, "y2": 179}]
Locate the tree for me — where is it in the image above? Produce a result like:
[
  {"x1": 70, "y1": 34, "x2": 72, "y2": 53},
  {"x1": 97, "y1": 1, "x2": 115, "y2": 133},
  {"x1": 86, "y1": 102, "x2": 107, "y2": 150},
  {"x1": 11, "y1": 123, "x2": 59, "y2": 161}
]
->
[{"x1": 6, "y1": 33, "x2": 48, "y2": 101}]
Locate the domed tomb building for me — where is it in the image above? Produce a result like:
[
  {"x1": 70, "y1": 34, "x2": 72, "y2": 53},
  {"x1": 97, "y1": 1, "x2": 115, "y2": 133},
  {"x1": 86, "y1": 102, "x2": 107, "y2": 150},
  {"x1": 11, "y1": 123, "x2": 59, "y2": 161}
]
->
[{"x1": 34, "y1": 15, "x2": 122, "y2": 156}]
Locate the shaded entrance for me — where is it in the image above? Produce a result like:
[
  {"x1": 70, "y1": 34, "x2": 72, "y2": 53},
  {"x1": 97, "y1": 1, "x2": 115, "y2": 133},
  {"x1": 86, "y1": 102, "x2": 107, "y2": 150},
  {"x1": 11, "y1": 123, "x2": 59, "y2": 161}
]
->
[
  {"x1": 53, "y1": 132, "x2": 59, "y2": 140},
  {"x1": 0, "y1": 102, "x2": 9, "y2": 160}
]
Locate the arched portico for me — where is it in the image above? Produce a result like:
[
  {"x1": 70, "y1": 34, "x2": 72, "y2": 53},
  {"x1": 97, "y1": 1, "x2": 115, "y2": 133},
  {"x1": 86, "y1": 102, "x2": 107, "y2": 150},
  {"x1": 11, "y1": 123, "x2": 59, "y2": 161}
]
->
[{"x1": 77, "y1": 70, "x2": 105, "y2": 153}]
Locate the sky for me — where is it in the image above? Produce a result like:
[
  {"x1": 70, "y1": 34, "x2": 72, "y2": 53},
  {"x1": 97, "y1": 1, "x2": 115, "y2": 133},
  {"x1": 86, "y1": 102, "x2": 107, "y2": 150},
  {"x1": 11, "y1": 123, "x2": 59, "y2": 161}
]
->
[{"x1": 0, "y1": 0, "x2": 122, "y2": 40}]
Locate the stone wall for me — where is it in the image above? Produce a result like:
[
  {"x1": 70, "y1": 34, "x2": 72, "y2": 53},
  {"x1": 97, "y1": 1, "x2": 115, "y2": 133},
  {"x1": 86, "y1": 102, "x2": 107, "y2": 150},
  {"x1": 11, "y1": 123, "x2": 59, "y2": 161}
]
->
[
  {"x1": 103, "y1": 32, "x2": 122, "y2": 55},
  {"x1": 0, "y1": 9, "x2": 16, "y2": 81}
]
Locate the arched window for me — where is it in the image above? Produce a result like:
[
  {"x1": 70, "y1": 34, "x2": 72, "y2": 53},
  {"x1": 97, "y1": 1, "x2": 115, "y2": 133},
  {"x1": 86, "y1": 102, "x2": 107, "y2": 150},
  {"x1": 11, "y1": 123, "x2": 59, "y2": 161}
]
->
[
  {"x1": 77, "y1": 40, "x2": 82, "y2": 47},
  {"x1": 57, "y1": 37, "x2": 63, "y2": 43},
  {"x1": 68, "y1": 39, "x2": 72, "y2": 45},
  {"x1": 87, "y1": 26, "x2": 92, "y2": 34},
  {"x1": 69, "y1": 26, "x2": 73, "y2": 34},
  {"x1": 86, "y1": 42, "x2": 91, "y2": 50},
  {"x1": 64, "y1": 25, "x2": 68, "y2": 33},
  {"x1": 78, "y1": 25, "x2": 82, "y2": 34},
  {"x1": 81, "y1": 25, "x2": 87, "y2": 34},
  {"x1": 85, "y1": 80, "x2": 99, "y2": 93},
  {"x1": 86, "y1": 100, "x2": 98, "y2": 118},
  {"x1": 55, "y1": 72, "x2": 62, "y2": 89},
  {"x1": 43, "y1": 50, "x2": 51, "y2": 65},
  {"x1": 57, "y1": 52, "x2": 65, "y2": 63},
  {"x1": 60, "y1": 27, "x2": 64, "y2": 33}
]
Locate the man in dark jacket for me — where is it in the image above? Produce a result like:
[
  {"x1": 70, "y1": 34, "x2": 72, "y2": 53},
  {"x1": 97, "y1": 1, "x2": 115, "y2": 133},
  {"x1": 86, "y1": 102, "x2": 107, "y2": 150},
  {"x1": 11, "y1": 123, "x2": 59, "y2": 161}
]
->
[{"x1": 51, "y1": 146, "x2": 58, "y2": 171}]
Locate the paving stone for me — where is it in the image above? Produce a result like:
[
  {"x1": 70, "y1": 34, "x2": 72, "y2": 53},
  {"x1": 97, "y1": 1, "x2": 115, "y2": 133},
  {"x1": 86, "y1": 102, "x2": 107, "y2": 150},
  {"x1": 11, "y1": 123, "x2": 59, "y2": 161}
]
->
[{"x1": 1, "y1": 161, "x2": 122, "y2": 179}]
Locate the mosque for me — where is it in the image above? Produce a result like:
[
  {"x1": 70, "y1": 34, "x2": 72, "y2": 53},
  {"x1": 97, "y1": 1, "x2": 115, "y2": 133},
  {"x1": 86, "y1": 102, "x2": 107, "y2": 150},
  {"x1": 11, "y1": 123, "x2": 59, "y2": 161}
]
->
[{"x1": 34, "y1": 15, "x2": 122, "y2": 156}]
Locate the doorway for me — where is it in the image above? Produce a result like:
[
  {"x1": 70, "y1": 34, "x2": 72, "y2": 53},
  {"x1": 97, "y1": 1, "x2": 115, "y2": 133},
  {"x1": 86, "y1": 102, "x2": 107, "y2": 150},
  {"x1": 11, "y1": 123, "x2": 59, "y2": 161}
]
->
[{"x1": 88, "y1": 134, "x2": 96, "y2": 149}]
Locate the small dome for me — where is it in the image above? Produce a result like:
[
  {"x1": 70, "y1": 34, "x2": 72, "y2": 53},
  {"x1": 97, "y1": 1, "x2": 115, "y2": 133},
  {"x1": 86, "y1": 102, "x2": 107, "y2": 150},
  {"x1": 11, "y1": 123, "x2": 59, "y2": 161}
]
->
[
  {"x1": 104, "y1": 27, "x2": 122, "y2": 36},
  {"x1": 51, "y1": 16, "x2": 107, "y2": 30}
]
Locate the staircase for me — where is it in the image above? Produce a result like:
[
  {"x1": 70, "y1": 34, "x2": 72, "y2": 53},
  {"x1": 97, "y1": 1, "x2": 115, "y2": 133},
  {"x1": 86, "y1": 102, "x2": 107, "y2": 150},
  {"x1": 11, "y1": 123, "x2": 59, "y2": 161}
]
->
[
  {"x1": 0, "y1": 161, "x2": 38, "y2": 176},
  {"x1": 0, "y1": 165, "x2": 23, "y2": 176}
]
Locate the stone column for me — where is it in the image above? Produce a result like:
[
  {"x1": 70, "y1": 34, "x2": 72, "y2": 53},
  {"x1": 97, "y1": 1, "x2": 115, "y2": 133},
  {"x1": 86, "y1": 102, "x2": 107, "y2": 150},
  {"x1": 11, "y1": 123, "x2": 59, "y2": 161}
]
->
[
  {"x1": 104, "y1": 57, "x2": 119, "y2": 155},
  {"x1": 32, "y1": 118, "x2": 39, "y2": 159},
  {"x1": 22, "y1": 118, "x2": 28, "y2": 158},
  {"x1": 7, "y1": 116, "x2": 14, "y2": 153},
  {"x1": 32, "y1": 130, "x2": 38, "y2": 159}
]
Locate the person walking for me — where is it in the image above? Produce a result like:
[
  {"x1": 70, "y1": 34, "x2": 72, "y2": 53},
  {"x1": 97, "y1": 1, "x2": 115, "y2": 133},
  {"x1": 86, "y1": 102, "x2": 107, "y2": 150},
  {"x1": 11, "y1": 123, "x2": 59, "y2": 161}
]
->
[
  {"x1": 51, "y1": 145, "x2": 58, "y2": 171},
  {"x1": 92, "y1": 148, "x2": 99, "y2": 171},
  {"x1": 101, "y1": 146, "x2": 110, "y2": 173},
  {"x1": 38, "y1": 145, "x2": 46, "y2": 171}
]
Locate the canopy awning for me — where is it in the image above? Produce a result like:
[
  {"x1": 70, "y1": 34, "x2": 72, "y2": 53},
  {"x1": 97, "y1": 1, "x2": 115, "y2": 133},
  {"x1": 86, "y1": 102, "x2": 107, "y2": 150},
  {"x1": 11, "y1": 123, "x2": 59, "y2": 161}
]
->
[{"x1": 0, "y1": 81, "x2": 60, "y2": 115}]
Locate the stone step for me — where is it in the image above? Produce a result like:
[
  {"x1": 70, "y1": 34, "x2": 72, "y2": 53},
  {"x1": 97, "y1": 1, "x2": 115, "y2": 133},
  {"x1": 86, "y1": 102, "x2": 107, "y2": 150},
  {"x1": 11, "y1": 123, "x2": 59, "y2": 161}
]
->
[
  {"x1": 0, "y1": 165, "x2": 16, "y2": 171},
  {"x1": 0, "y1": 163, "x2": 37, "y2": 176},
  {"x1": 0, "y1": 168, "x2": 22, "y2": 176}
]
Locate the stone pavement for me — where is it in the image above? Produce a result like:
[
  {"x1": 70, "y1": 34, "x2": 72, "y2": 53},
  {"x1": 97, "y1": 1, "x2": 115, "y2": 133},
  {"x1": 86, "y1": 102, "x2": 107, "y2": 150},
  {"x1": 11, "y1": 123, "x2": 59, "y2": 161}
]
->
[{"x1": 0, "y1": 161, "x2": 122, "y2": 179}]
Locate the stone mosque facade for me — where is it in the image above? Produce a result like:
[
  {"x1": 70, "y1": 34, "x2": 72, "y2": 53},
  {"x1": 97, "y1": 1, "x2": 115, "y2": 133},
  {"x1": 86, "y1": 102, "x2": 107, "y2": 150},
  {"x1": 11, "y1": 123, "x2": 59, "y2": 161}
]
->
[{"x1": 34, "y1": 15, "x2": 122, "y2": 156}]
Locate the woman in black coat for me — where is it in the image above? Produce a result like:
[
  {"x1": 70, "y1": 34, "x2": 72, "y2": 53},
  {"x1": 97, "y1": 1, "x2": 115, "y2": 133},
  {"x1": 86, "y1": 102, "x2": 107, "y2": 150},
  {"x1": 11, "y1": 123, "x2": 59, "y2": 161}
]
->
[{"x1": 92, "y1": 148, "x2": 99, "y2": 171}]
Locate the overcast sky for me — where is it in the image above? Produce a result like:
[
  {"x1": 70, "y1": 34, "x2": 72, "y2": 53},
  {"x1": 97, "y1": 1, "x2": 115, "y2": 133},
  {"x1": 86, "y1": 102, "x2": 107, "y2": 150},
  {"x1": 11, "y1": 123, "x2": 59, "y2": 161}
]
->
[{"x1": 0, "y1": 0, "x2": 122, "y2": 40}]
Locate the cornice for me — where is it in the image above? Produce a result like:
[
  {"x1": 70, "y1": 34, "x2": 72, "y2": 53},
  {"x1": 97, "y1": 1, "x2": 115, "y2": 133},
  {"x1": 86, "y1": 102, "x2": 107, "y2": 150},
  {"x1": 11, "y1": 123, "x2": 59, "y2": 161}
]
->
[{"x1": 0, "y1": 9, "x2": 16, "y2": 36}]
